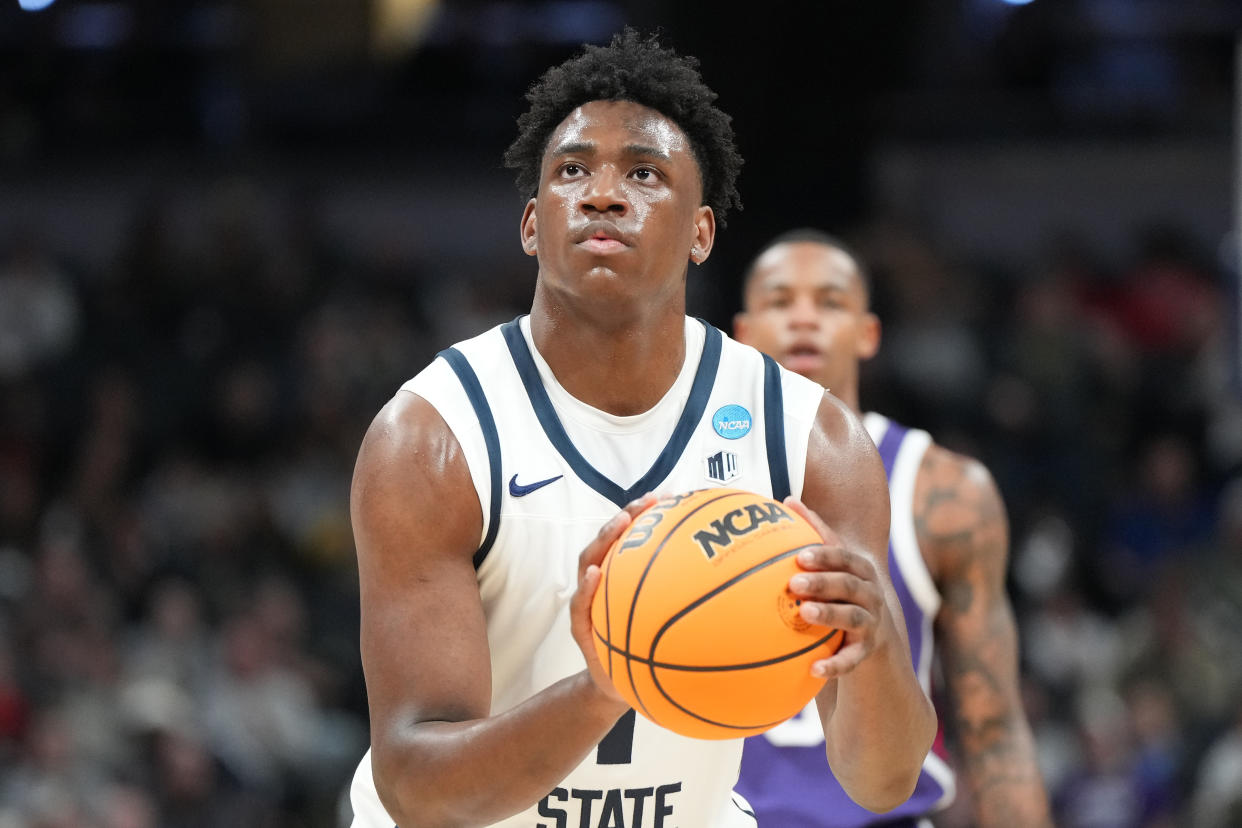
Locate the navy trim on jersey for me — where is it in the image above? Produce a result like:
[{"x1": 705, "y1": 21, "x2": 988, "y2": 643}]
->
[
  {"x1": 732, "y1": 799, "x2": 758, "y2": 822},
  {"x1": 762, "y1": 354, "x2": 791, "y2": 502},
  {"x1": 875, "y1": 419, "x2": 909, "y2": 480},
  {"x1": 438, "y1": 347, "x2": 502, "y2": 568},
  {"x1": 500, "y1": 317, "x2": 723, "y2": 508}
]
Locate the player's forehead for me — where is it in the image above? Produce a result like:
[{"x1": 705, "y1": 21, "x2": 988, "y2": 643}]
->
[
  {"x1": 544, "y1": 99, "x2": 694, "y2": 163},
  {"x1": 752, "y1": 242, "x2": 863, "y2": 295}
]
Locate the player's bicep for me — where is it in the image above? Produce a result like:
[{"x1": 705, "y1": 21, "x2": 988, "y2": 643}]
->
[
  {"x1": 799, "y1": 393, "x2": 893, "y2": 722},
  {"x1": 800, "y1": 393, "x2": 891, "y2": 577},
  {"x1": 352, "y1": 392, "x2": 492, "y2": 745}
]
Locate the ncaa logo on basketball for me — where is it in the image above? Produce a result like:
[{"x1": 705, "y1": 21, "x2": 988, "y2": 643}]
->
[
  {"x1": 712, "y1": 404, "x2": 751, "y2": 439},
  {"x1": 692, "y1": 500, "x2": 795, "y2": 560},
  {"x1": 705, "y1": 450, "x2": 740, "y2": 484}
]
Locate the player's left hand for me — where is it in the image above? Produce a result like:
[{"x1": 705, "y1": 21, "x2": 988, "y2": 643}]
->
[
  {"x1": 569, "y1": 493, "x2": 659, "y2": 705},
  {"x1": 783, "y1": 497, "x2": 888, "y2": 680}
]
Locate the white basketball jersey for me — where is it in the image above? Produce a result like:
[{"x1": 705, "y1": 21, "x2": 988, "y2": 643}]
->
[{"x1": 349, "y1": 316, "x2": 826, "y2": 828}]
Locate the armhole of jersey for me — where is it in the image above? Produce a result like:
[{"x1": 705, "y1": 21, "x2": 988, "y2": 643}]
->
[
  {"x1": 762, "y1": 354, "x2": 791, "y2": 502},
  {"x1": 888, "y1": 429, "x2": 940, "y2": 615},
  {"x1": 437, "y1": 347, "x2": 502, "y2": 569}
]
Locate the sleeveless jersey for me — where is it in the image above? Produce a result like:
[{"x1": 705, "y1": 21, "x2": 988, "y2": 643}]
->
[
  {"x1": 349, "y1": 316, "x2": 827, "y2": 828},
  {"x1": 733, "y1": 413, "x2": 956, "y2": 827}
]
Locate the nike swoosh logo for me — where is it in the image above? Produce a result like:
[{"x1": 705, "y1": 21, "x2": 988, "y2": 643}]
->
[{"x1": 508, "y1": 473, "x2": 564, "y2": 497}]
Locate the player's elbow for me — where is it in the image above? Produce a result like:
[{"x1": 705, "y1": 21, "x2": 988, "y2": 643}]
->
[
  {"x1": 844, "y1": 755, "x2": 926, "y2": 814},
  {"x1": 372, "y1": 747, "x2": 458, "y2": 828},
  {"x1": 840, "y1": 695, "x2": 937, "y2": 813},
  {"x1": 873, "y1": 701, "x2": 938, "y2": 812},
  {"x1": 372, "y1": 750, "x2": 421, "y2": 827},
  {"x1": 849, "y1": 767, "x2": 923, "y2": 815}
]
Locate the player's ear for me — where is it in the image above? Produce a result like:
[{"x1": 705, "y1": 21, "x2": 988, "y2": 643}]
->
[
  {"x1": 689, "y1": 205, "x2": 716, "y2": 264},
  {"x1": 857, "y1": 312, "x2": 881, "y2": 361},
  {"x1": 520, "y1": 199, "x2": 538, "y2": 257}
]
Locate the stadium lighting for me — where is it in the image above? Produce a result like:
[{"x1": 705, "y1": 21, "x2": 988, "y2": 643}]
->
[{"x1": 19, "y1": 0, "x2": 58, "y2": 10}]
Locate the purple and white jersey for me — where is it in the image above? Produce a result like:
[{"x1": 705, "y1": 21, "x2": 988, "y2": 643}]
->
[{"x1": 733, "y1": 412, "x2": 956, "y2": 827}]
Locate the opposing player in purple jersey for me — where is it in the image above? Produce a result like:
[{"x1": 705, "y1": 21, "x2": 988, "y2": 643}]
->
[{"x1": 733, "y1": 229, "x2": 1052, "y2": 827}]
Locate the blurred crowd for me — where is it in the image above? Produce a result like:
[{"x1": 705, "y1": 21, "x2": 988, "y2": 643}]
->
[{"x1": 0, "y1": 174, "x2": 1239, "y2": 828}]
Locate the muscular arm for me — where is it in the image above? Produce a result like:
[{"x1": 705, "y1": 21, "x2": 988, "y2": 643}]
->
[
  {"x1": 354, "y1": 391, "x2": 631, "y2": 828},
  {"x1": 916, "y1": 445, "x2": 1052, "y2": 827},
  {"x1": 794, "y1": 394, "x2": 937, "y2": 812}
]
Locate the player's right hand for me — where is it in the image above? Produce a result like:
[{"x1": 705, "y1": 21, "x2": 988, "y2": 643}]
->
[
  {"x1": 569, "y1": 494, "x2": 658, "y2": 705},
  {"x1": 783, "y1": 497, "x2": 888, "y2": 680}
]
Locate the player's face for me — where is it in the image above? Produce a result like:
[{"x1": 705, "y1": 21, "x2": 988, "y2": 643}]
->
[
  {"x1": 734, "y1": 242, "x2": 879, "y2": 397},
  {"x1": 521, "y1": 100, "x2": 713, "y2": 312}
]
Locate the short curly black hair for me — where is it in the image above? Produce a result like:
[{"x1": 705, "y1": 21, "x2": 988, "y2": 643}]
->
[{"x1": 503, "y1": 28, "x2": 744, "y2": 226}]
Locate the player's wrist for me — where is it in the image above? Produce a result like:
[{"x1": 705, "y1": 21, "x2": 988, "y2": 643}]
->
[{"x1": 576, "y1": 670, "x2": 632, "y2": 719}]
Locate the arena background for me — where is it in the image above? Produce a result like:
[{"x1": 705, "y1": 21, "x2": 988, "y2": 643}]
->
[{"x1": 1, "y1": 1, "x2": 1240, "y2": 826}]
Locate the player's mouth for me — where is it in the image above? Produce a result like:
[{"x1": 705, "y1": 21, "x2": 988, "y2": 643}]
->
[
  {"x1": 576, "y1": 222, "x2": 632, "y2": 254},
  {"x1": 784, "y1": 345, "x2": 823, "y2": 374}
]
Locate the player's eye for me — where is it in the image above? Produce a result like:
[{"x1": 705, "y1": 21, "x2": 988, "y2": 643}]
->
[
  {"x1": 632, "y1": 167, "x2": 658, "y2": 181},
  {"x1": 560, "y1": 163, "x2": 585, "y2": 177}
]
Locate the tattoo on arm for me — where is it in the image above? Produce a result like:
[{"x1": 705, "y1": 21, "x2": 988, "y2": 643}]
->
[{"x1": 915, "y1": 447, "x2": 1053, "y2": 827}]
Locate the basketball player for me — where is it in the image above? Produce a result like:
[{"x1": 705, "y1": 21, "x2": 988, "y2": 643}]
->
[
  {"x1": 346, "y1": 31, "x2": 936, "y2": 828},
  {"x1": 733, "y1": 229, "x2": 1052, "y2": 827}
]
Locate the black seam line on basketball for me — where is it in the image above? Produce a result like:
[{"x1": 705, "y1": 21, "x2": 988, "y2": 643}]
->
[
  {"x1": 647, "y1": 541, "x2": 822, "y2": 664},
  {"x1": 648, "y1": 626, "x2": 837, "y2": 731},
  {"x1": 594, "y1": 624, "x2": 840, "y2": 672},
  {"x1": 645, "y1": 540, "x2": 838, "y2": 731},
  {"x1": 622, "y1": 489, "x2": 752, "y2": 718},
  {"x1": 602, "y1": 524, "x2": 616, "y2": 686}
]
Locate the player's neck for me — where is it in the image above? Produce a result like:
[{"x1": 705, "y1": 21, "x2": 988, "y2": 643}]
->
[
  {"x1": 811, "y1": 365, "x2": 861, "y2": 414},
  {"x1": 838, "y1": 386, "x2": 861, "y2": 415},
  {"x1": 818, "y1": 378, "x2": 860, "y2": 415},
  {"x1": 528, "y1": 305, "x2": 687, "y2": 416}
]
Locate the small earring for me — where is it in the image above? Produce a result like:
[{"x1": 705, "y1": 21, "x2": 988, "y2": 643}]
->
[{"x1": 690, "y1": 246, "x2": 699, "y2": 257}]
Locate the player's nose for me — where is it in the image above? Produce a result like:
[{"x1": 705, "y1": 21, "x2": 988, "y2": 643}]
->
[
  {"x1": 579, "y1": 166, "x2": 629, "y2": 215},
  {"x1": 788, "y1": 295, "x2": 820, "y2": 327}
]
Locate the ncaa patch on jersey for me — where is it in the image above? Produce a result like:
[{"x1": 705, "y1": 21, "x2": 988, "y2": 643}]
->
[
  {"x1": 705, "y1": 450, "x2": 740, "y2": 484},
  {"x1": 712, "y1": 404, "x2": 751, "y2": 439}
]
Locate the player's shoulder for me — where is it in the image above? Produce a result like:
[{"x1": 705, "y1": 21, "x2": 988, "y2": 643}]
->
[
  {"x1": 916, "y1": 440, "x2": 1002, "y2": 506},
  {"x1": 360, "y1": 320, "x2": 515, "y2": 475},
  {"x1": 909, "y1": 433, "x2": 1008, "y2": 578},
  {"x1": 403, "y1": 320, "x2": 513, "y2": 388},
  {"x1": 358, "y1": 387, "x2": 455, "y2": 475},
  {"x1": 864, "y1": 411, "x2": 996, "y2": 497}
]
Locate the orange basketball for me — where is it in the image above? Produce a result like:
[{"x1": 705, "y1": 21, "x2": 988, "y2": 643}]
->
[{"x1": 590, "y1": 487, "x2": 843, "y2": 740}]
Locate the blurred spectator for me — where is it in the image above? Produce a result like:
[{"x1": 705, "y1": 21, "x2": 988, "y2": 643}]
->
[
  {"x1": 122, "y1": 577, "x2": 213, "y2": 695},
  {"x1": 1054, "y1": 688, "x2": 1141, "y2": 828},
  {"x1": 1190, "y1": 701, "x2": 1242, "y2": 828},
  {"x1": 200, "y1": 588, "x2": 364, "y2": 814},
  {"x1": 853, "y1": 217, "x2": 990, "y2": 437},
  {"x1": 1098, "y1": 433, "x2": 1215, "y2": 606},
  {"x1": 0, "y1": 628, "x2": 30, "y2": 762},
  {"x1": 1123, "y1": 677, "x2": 1186, "y2": 825},
  {"x1": 0, "y1": 231, "x2": 80, "y2": 382}
]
